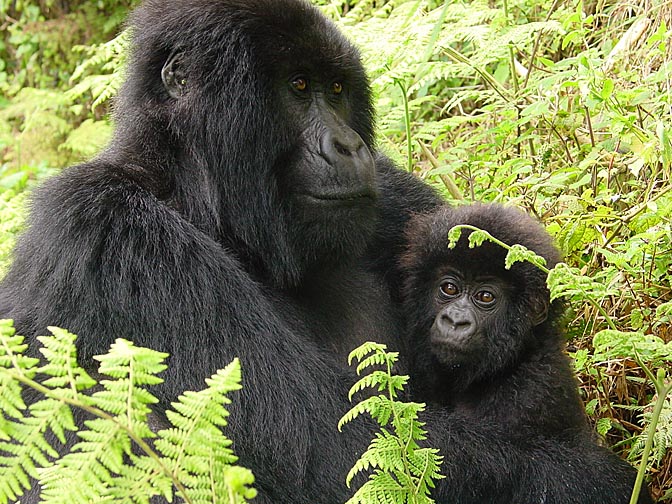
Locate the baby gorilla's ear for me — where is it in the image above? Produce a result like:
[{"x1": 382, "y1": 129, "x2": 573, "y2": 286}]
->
[{"x1": 530, "y1": 297, "x2": 549, "y2": 326}]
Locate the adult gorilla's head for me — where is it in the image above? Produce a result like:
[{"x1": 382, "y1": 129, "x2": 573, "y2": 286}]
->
[
  {"x1": 401, "y1": 205, "x2": 563, "y2": 390},
  {"x1": 109, "y1": 0, "x2": 377, "y2": 287}
]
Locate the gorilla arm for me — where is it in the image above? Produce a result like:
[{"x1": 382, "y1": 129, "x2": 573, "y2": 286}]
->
[
  {"x1": 0, "y1": 164, "x2": 373, "y2": 503},
  {"x1": 424, "y1": 408, "x2": 651, "y2": 504}
]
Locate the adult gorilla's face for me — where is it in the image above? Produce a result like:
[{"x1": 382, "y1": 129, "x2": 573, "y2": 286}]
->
[
  {"x1": 120, "y1": 0, "x2": 380, "y2": 286},
  {"x1": 280, "y1": 73, "x2": 376, "y2": 213},
  {"x1": 254, "y1": 6, "x2": 380, "y2": 237},
  {"x1": 255, "y1": 6, "x2": 381, "y2": 270}
]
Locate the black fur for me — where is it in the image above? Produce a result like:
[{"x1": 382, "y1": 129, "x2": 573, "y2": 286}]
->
[
  {"x1": 0, "y1": 1, "x2": 440, "y2": 502},
  {"x1": 0, "y1": 0, "x2": 654, "y2": 501},
  {"x1": 401, "y1": 204, "x2": 653, "y2": 504}
]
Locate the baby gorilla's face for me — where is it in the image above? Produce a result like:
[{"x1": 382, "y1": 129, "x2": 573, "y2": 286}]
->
[{"x1": 429, "y1": 268, "x2": 508, "y2": 366}]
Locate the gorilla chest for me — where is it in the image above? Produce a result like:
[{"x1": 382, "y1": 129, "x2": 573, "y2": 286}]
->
[{"x1": 285, "y1": 267, "x2": 403, "y2": 359}]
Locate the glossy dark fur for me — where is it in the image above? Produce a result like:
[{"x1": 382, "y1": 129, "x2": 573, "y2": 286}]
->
[
  {"x1": 0, "y1": 1, "x2": 439, "y2": 502},
  {"x1": 401, "y1": 204, "x2": 653, "y2": 504},
  {"x1": 0, "y1": 0, "x2": 655, "y2": 501}
]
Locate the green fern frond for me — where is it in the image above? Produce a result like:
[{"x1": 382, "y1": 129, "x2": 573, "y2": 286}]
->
[
  {"x1": 38, "y1": 418, "x2": 132, "y2": 502},
  {"x1": 349, "y1": 372, "x2": 389, "y2": 399},
  {"x1": 0, "y1": 324, "x2": 93, "y2": 502},
  {"x1": 0, "y1": 320, "x2": 39, "y2": 421},
  {"x1": 348, "y1": 372, "x2": 410, "y2": 400},
  {"x1": 151, "y1": 359, "x2": 256, "y2": 504},
  {"x1": 68, "y1": 30, "x2": 130, "y2": 110},
  {"x1": 356, "y1": 352, "x2": 398, "y2": 375},
  {"x1": 339, "y1": 396, "x2": 393, "y2": 430},
  {"x1": 346, "y1": 431, "x2": 404, "y2": 486},
  {"x1": 505, "y1": 244, "x2": 547, "y2": 270},
  {"x1": 348, "y1": 341, "x2": 389, "y2": 365},
  {"x1": 37, "y1": 327, "x2": 96, "y2": 393},
  {"x1": 629, "y1": 396, "x2": 672, "y2": 468},
  {"x1": 390, "y1": 408, "x2": 428, "y2": 446},
  {"x1": 37, "y1": 340, "x2": 171, "y2": 502},
  {"x1": 407, "y1": 448, "x2": 444, "y2": 488},
  {"x1": 341, "y1": 342, "x2": 444, "y2": 504},
  {"x1": 0, "y1": 322, "x2": 256, "y2": 504},
  {"x1": 347, "y1": 471, "x2": 407, "y2": 504}
]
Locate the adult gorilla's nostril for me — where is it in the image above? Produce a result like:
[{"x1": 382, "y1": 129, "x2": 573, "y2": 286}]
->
[
  {"x1": 321, "y1": 128, "x2": 365, "y2": 164},
  {"x1": 334, "y1": 140, "x2": 352, "y2": 157}
]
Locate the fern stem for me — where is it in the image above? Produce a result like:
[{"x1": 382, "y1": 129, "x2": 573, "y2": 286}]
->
[
  {"x1": 449, "y1": 224, "x2": 618, "y2": 330},
  {"x1": 3, "y1": 368, "x2": 194, "y2": 504},
  {"x1": 386, "y1": 353, "x2": 418, "y2": 504}
]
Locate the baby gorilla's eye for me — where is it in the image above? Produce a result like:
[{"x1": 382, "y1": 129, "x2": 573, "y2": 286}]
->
[
  {"x1": 291, "y1": 77, "x2": 308, "y2": 91},
  {"x1": 332, "y1": 81, "x2": 343, "y2": 94},
  {"x1": 475, "y1": 290, "x2": 496, "y2": 304},
  {"x1": 439, "y1": 281, "x2": 459, "y2": 297}
]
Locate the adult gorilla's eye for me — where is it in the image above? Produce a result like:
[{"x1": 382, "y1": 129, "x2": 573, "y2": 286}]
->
[
  {"x1": 292, "y1": 77, "x2": 308, "y2": 92},
  {"x1": 475, "y1": 291, "x2": 496, "y2": 304},
  {"x1": 439, "y1": 281, "x2": 459, "y2": 297},
  {"x1": 332, "y1": 81, "x2": 343, "y2": 94}
]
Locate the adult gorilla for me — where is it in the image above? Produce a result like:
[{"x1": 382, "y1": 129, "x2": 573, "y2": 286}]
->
[
  {"x1": 0, "y1": 0, "x2": 648, "y2": 502},
  {"x1": 0, "y1": 0, "x2": 437, "y2": 501}
]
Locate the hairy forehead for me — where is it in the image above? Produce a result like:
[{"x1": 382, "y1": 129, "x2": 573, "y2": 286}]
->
[{"x1": 131, "y1": 0, "x2": 359, "y2": 74}]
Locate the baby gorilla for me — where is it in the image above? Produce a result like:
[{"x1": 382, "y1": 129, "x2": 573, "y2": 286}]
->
[{"x1": 401, "y1": 204, "x2": 653, "y2": 504}]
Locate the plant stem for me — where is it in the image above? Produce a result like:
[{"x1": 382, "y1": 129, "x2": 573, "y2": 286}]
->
[
  {"x1": 395, "y1": 78, "x2": 413, "y2": 173},
  {"x1": 501, "y1": 0, "x2": 519, "y2": 94},
  {"x1": 629, "y1": 377, "x2": 671, "y2": 504}
]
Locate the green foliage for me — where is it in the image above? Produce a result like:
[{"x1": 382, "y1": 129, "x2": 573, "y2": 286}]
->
[
  {"x1": 447, "y1": 224, "x2": 548, "y2": 269},
  {"x1": 1, "y1": 0, "x2": 671, "y2": 498},
  {"x1": 339, "y1": 342, "x2": 443, "y2": 504},
  {"x1": 67, "y1": 29, "x2": 130, "y2": 111},
  {"x1": 0, "y1": 319, "x2": 256, "y2": 504},
  {"x1": 0, "y1": 1, "x2": 133, "y2": 168}
]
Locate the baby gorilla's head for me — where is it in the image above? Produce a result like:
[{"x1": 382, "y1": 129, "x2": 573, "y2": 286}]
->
[{"x1": 401, "y1": 204, "x2": 562, "y2": 389}]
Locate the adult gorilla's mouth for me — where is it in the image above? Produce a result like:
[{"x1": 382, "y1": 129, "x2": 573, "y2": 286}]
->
[{"x1": 299, "y1": 191, "x2": 377, "y2": 204}]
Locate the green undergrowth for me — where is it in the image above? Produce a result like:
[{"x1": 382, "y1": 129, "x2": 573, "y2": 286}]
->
[{"x1": 1, "y1": 0, "x2": 671, "y2": 500}]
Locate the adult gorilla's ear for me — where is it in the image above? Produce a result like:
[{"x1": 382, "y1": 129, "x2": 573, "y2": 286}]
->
[
  {"x1": 161, "y1": 51, "x2": 187, "y2": 99},
  {"x1": 530, "y1": 298, "x2": 549, "y2": 326}
]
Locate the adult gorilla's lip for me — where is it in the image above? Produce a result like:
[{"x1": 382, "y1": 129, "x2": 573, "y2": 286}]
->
[{"x1": 299, "y1": 191, "x2": 376, "y2": 203}]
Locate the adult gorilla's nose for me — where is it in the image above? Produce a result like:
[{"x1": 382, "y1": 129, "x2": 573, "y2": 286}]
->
[{"x1": 320, "y1": 127, "x2": 374, "y2": 177}]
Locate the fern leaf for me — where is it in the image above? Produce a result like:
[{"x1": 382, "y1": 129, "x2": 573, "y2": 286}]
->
[
  {"x1": 349, "y1": 372, "x2": 409, "y2": 400},
  {"x1": 0, "y1": 325, "x2": 89, "y2": 503},
  {"x1": 355, "y1": 352, "x2": 386, "y2": 374},
  {"x1": 152, "y1": 359, "x2": 256, "y2": 503},
  {"x1": 37, "y1": 327, "x2": 96, "y2": 393},
  {"x1": 342, "y1": 342, "x2": 443, "y2": 503},
  {"x1": 346, "y1": 471, "x2": 406, "y2": 504},
  {"x1": 346, "y1": 431, "x2": 404, "y2": 486},
  {"x1": 348, "y1": 341, "x2": 388, "y2": 365},
  {"x1": 339, "y1": 396, "x2": 393, "y2": 430}
]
